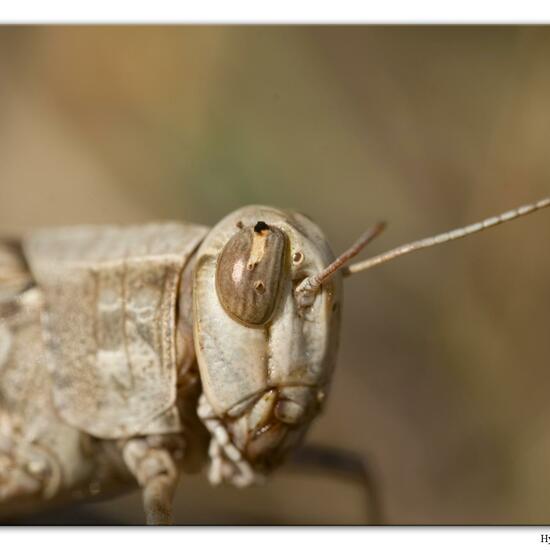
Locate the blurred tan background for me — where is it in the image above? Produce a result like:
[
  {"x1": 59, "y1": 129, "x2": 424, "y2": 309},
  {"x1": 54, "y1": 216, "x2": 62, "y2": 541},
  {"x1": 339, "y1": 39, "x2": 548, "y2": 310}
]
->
[{"x1": 1, "y1": 25, "x2": 550, "y2": 525}]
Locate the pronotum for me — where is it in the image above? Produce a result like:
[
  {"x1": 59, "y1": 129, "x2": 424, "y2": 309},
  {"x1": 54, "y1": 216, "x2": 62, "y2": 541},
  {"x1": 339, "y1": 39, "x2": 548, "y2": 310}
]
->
[{"x1": 0, "y1": 199, "x2": 548, "y2": 524}]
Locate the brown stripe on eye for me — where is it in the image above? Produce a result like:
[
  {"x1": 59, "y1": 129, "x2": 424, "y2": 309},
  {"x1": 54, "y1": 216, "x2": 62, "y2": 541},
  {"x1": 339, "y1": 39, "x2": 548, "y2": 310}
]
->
[{"x1": 216, "y1": 225, "x2": 287, "y2": 326}]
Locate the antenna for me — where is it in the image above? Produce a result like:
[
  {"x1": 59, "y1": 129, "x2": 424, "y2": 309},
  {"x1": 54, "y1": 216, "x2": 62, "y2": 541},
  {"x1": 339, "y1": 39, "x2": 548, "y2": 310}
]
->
[
  {"x1": 295, "y1": 196, "x2": 550, "y2": 302},
  {"x1": 346, "y1": 197, "x2": 550, "y2": 276},
  {"x1": 296, "y1": 222, "x2": 386, "y2": 296}
]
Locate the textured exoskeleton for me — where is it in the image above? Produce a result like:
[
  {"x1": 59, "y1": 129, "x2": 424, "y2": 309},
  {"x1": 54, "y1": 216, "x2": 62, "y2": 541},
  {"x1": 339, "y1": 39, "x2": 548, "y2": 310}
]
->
[
  {"x1": 193, "y1": 206, "x2": 341, "y2": 486},
  {"x1": 0, "y1": 198, "x2": 548, "y2": 524},
  {"x1": 0, "y1": 206, "x2": 342, "y2": 524}
]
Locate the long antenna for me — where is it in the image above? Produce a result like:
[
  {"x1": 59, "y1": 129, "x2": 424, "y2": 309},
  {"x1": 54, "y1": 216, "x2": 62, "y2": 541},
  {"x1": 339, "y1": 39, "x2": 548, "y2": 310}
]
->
[
  {"x1": 296, "y1": 222, "x2": 386, "y2": 296},
  {"x1": 346, "y1": 196, "x2": 550, "y2": 276},
  {"x1": 295, "y1": 196, "x2": 550, "y2": 304}
]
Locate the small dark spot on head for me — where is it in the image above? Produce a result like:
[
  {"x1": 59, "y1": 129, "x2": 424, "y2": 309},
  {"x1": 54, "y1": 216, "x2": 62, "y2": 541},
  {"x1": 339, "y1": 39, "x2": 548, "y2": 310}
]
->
[
  {"x1": 254, "y1": 221, "x2": 270, "y2": 233},
  {"x1": 236, "y1": 220, "x2": 244, "y2": 229},
  {"x1": 254, "y1": 280, "x2": 266, "y2": 294},
  {"x1": 292, "y1": 251, "x2": 304, "y2": 264}
]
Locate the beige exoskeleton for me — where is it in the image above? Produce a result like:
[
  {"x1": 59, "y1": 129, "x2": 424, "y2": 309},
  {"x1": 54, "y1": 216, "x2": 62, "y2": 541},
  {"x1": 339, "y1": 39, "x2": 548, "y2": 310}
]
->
[{"x1": 0, "y1": 199, "x2": 549, "y2": 524}]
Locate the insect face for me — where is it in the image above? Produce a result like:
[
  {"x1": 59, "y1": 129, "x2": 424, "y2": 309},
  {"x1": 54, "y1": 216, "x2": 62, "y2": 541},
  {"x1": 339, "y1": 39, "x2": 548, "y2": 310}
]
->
[{"x1": 193, "y1": 205, "x2": 342, "y2": 485}]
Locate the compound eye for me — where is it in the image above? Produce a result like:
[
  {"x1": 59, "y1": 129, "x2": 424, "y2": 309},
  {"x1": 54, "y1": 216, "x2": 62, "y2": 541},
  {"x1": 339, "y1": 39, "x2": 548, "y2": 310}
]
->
[{"x1": 216, "y1": 222, "x2": 287, "y2": 326}]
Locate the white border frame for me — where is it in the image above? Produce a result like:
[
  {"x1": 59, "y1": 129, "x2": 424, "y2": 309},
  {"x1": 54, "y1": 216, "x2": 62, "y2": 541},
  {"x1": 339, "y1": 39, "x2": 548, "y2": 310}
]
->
[{"x1": 1, "y1": 1, "x2": 550, "y2": 23}]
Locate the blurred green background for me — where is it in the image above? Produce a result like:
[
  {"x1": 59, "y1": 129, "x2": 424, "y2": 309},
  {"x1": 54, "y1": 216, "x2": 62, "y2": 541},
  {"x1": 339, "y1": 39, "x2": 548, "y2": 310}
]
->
[{"x1": 1, "y1": 26, "x2": 550, "y2": 525}]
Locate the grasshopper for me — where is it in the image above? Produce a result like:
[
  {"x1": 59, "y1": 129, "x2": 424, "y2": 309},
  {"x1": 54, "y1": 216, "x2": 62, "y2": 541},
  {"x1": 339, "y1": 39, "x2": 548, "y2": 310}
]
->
[{"x1": 0, "y1": 199, "x2": 548, "y2": 525}]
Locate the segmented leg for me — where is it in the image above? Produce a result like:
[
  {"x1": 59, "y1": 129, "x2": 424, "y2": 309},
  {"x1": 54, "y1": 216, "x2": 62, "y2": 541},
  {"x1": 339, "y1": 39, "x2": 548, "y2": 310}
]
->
[
  {"x1": 0, "y1": 451, "x2": 43, "y2": 502},
  {"x1": 288, "y1": 444, "x2": 384, "y2": 525},
  {"x1": 122, "y1": 436, "x2": 184, "y2": 525},
  {"x1": 0, "y1": 412, "x2": 61, "y2": 504}
]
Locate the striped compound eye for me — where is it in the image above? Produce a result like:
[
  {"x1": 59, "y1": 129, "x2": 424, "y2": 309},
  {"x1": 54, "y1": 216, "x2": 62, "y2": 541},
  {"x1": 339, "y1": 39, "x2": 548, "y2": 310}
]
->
[{"x1": 215, "y1": 222, "x2": 287, "y2": 327}]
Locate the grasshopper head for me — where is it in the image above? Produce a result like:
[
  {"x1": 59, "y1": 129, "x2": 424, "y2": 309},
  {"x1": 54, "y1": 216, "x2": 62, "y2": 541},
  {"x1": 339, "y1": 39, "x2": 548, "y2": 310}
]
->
[
  {"x1": 193, "y1": 205, "x2": 342, "y2": 486},
  {"x1": 191, "y1": 195, "x2": 550, "y2": 485}
]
